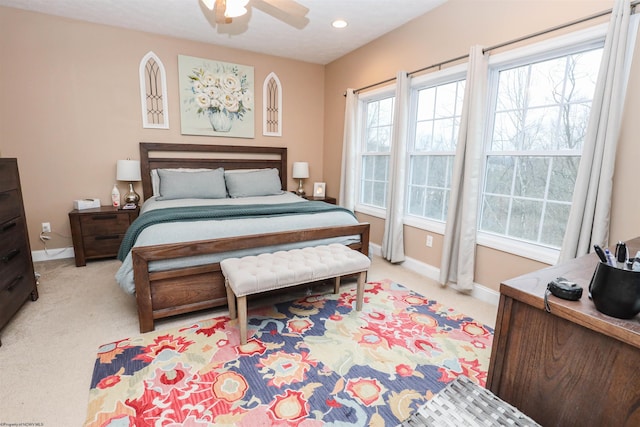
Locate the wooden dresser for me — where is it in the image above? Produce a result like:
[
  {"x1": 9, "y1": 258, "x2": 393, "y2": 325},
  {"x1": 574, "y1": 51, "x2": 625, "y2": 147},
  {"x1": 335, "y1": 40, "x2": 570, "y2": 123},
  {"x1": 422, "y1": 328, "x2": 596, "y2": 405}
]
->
[
  {"x1": 487, "y1": 237, "x2": 640, "y2": 426},
  {"x1": 0, "y1": 159, "x2": 38, "y2": 346}
]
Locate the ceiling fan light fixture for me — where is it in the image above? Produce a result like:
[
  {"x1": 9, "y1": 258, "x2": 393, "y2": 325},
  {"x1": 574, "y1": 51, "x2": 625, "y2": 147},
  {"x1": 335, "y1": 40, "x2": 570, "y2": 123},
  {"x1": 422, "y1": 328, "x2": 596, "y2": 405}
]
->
[
  {"x1": 201, "y1": 0, "x2": 215, "y2": 10},
  {"x1": 332, "y1": 19, "x2": 348, "y2": 29},
  {"x1": 225, "y1": 0, "x2": 249, "y2": 18}
]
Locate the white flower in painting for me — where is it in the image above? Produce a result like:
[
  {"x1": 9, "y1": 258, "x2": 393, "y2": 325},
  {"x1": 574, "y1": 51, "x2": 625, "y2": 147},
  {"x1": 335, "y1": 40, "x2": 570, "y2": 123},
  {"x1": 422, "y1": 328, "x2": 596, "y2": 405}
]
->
[
  {"x1": 242, "y1": 90, "x2": 253, "y2": 109},
  {"x1": 195, "y1": 94, "x2": 210, "y2": 109},
  {"x1": 221, "y1": 73, "x2": 242, "y2": 93},
  {"x1": 206, "y1": 86, "x2": 223, "y2": 100},
  {"x1": 192, "y1": 81, "x2": 205, "y2": 93},
  {"x1": 202, "y1": 72, "x2": 217, "y2": 87},
  {"x1": 222, "y1": 93, "x2": 240, "y2": 113},
  {"x1": 210, "y1": 98, "x2": 223, "y2": 110}
]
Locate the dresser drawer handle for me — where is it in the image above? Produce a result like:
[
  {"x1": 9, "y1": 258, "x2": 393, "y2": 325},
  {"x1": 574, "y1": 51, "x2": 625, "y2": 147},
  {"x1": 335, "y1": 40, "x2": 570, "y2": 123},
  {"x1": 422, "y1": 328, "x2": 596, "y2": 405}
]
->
[
  {"x1": 2, "y1": 275, "x2": 23, "y2": 292},
  {"x1": 92, "y1": 215, "x2": 117, "y2": 220},
  {"x1": 1, "y1": 221, "x2": 17, "y2": 232},
  {"x1": 95, "y1": 235, "x2": 120, "y2": 241},
  {"x1": 1, "y1": 248, "x2": 20, "y2": 263}
]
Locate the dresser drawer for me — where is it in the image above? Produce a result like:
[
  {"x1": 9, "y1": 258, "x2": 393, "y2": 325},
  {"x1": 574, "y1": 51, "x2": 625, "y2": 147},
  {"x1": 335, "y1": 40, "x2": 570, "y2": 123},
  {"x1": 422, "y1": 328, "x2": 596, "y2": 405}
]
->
[
  {"x1": 0, "y1": 190, "x2": 21, "y2": 225},
  {"x1": 80, "y1": 213, "x2": 131, "y2": 236},
  {"x1": 82, "y1": 233, "x2": 125, "y2": 258},
  {"x1": 0, "y1": 215, "x2": 27, "y2": 251},
  {"x1": 0, "y1": 258, "x2": 34, "y2": 329},
  {"x1": 0, "y1": 161, "x2": 18, "y2": 193}
]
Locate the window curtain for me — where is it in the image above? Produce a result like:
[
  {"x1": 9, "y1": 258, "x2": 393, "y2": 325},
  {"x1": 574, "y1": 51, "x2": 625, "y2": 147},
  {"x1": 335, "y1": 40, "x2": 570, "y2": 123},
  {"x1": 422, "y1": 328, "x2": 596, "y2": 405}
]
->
[
  {"x1": 559, "y1": 0, "x2": 634, "y2": 262},
  {"x1": 381, "y1": 72, "x2": 410, "y2": 263},
  {"x1": 439, "y1": 46, "x2": 489, "y2": 292},
  {"x1": 339, "y1": 89, "x2": 358, "y2": 211}
]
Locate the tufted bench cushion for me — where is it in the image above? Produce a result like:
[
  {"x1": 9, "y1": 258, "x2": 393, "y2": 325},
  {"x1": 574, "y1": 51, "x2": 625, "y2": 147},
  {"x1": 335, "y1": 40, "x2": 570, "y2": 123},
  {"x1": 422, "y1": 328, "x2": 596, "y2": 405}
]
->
[{"x1": 221, "y1": 244, "x2": 370, "y2": 344}]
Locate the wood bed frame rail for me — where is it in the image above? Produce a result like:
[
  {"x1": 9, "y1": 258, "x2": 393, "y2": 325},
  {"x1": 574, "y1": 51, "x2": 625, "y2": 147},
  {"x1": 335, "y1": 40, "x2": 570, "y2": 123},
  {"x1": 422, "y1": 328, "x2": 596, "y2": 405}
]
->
[{"x1": 132, "y1": 223, "x2": 370, "y2": 333}]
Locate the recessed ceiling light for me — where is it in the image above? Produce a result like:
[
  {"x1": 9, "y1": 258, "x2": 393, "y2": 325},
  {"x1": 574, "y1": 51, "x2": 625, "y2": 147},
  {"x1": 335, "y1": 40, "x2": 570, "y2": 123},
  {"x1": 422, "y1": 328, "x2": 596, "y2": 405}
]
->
[{"x1": 332, "y1": 19, "x2": 348, "y2": 29}]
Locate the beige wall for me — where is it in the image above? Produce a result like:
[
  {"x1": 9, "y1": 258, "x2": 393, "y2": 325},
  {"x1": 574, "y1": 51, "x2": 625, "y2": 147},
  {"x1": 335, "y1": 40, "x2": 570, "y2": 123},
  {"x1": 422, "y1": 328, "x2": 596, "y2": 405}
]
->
[
  {"x1": 324, "y1": 0, "x2": 640, "y2": 291},
  {"x1": 3, "y1": 2, "x2": 638, "y2": 292},
  {"x1": 0, "y1": 7, "x2": 325, "y2": 252}
]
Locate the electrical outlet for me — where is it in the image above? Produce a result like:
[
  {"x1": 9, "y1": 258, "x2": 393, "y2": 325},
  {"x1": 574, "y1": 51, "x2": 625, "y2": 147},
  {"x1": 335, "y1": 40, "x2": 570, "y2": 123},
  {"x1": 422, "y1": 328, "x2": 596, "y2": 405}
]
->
[
  {"x1": 42, "y1": 222, "x2": 51, "y2": 233},
  {"x1": 426, "y1": 235, "x2": 433, "y2": 247}
]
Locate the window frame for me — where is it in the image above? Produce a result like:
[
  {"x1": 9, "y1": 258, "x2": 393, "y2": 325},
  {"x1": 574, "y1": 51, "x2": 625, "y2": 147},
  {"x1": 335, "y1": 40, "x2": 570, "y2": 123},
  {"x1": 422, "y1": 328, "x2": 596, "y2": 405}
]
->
[
  {"x1": 477, "y1": 23, "x2": 607, "y2": 264},
  {"x1": 354, "y1": 85, "x2": 397, "y2": 219},
  {"x1": 404, "y1": 64, "x2": 468, "y2": 234}
]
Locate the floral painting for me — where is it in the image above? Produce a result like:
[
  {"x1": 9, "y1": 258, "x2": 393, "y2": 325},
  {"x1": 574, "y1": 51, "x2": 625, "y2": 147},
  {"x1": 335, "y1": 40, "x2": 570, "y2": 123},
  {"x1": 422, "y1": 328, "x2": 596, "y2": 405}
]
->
[{"x1": 178, "y1": 55, "x2": 254, "y2": 138}]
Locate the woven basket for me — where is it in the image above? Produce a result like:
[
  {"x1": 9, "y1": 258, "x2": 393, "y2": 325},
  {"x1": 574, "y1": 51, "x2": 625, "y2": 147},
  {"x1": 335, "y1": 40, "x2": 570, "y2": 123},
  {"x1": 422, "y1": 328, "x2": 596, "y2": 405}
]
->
[{"x1": 399, "y1": 375, "x2": 540, "y2": 427}]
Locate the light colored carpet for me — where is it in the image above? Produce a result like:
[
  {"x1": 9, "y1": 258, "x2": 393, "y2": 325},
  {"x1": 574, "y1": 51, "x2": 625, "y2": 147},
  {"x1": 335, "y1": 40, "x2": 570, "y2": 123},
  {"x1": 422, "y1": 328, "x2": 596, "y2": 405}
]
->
[{"x1": 0, "y1": 255, "x2": 497, "y2": 426}]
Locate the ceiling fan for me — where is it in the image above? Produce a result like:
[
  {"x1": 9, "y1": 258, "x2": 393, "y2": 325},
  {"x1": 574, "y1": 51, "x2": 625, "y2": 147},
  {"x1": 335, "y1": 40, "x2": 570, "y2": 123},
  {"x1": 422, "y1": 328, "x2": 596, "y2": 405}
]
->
[{"x1": 201, "y1": 0, "x2": 309, "y2": 28}]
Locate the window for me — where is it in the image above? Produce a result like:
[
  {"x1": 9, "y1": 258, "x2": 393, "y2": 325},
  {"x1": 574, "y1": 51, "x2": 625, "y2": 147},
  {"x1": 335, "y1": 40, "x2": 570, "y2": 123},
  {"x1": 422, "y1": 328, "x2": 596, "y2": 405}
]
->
[
  {"x1": 407, "y1": 78, "x2": 466, "y2": 223},
  {"x1": 480, "y1": 46, "x2": 603, "y2": 249},
  {"x1": 358, "y1": 95, "x2": 395, "y2": 211}
]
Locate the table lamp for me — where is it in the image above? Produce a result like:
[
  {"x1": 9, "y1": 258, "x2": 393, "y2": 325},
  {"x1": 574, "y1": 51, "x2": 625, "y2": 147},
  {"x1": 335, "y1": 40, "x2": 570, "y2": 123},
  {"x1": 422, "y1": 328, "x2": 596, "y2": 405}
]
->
[
  {"x1": 292, "y1": 162, "x2": 309, "y2": 196},
  {"x1": 116, "y1": 159, "x2": 142, "y2": 205}
]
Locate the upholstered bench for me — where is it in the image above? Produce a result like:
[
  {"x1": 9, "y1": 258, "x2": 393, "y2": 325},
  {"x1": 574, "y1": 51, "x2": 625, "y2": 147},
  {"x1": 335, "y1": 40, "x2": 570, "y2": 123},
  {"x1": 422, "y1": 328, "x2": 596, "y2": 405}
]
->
[{"x1": 220, "y1": 243, "x2": 371, "y2": 345}]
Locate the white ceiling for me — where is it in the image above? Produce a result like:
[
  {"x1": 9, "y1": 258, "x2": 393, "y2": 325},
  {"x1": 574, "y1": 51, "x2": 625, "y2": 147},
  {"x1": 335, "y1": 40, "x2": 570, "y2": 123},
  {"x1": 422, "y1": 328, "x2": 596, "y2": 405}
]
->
[{"x1": 0, "y1": 0, "x2": 446, "y2": 64}]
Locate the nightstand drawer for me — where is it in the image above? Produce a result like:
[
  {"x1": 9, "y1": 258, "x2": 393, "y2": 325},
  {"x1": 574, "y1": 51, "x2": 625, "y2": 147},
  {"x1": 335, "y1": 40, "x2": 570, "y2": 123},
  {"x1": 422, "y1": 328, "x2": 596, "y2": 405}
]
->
[
  {"x1": 82, "y1": 234, "x2": 125, "y2": 258},
  {"x1": 80, "y1": 214, "x2": 131, "y2": 236},
  {"x1": 0, "y1": 190, "x2": 21, "y2": 224}
]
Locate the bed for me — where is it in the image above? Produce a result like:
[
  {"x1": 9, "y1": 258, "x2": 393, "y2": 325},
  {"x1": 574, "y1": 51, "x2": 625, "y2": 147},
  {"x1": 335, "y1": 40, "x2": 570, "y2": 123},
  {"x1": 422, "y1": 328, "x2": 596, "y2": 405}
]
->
[{"x1": 116, "y1": 142, "x2": 370, "y2": 333}]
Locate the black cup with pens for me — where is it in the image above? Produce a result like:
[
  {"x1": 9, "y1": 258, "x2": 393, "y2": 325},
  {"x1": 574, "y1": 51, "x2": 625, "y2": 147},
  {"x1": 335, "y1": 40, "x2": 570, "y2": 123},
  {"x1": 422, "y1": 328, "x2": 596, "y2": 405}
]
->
[{"x1": 589, "y1": 241, "x2": 640, "y2": 319}]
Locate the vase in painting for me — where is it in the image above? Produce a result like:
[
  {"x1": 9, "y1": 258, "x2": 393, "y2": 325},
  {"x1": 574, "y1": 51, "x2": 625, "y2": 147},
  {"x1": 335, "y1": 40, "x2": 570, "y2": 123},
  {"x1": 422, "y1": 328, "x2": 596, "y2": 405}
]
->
[{"x1": 209, "y1": 110, "x2": 233, "y2": 132}]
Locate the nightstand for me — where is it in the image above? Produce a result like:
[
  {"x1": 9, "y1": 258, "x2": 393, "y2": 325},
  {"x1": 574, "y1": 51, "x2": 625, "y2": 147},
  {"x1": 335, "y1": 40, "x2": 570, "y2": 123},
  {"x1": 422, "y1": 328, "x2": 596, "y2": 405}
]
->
[
  {"x1": 301, "y1": 195, "x2": 337, "y2": 204},
  {"x1": 69, "y1": 206, "x2": 139, "y2": 267}
]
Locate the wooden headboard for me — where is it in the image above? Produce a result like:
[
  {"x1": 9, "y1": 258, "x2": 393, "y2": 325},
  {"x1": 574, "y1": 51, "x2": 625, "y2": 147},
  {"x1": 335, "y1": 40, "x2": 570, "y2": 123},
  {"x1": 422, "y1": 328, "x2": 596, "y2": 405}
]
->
[{"x1": 139, "y1": 142, "x2": 288, "y2": 201}]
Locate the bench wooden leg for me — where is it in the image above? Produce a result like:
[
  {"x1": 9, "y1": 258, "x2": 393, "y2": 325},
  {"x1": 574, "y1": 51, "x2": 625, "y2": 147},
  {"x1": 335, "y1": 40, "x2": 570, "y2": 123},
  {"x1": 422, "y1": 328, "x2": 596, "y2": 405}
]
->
[
  {"x1": 225, "y1": 279, "x2": 237, "y2": 320},
  {"x1": 334, "y1": 276, "x2": 341, "y2": 294},
  {"x1": 356, "y1": 271, "x2": 366, "y2": 311},
  {"x1": 237, "y1": 295, "x2": 248, "y2": 345}
]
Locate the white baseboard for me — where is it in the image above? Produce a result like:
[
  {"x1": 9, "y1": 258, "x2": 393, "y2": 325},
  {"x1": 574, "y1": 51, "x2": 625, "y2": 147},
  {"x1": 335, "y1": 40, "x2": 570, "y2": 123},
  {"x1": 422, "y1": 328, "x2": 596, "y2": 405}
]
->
[
  {"x1": 34, "y1": 243, "x2": 500, "y2": 306},
  {"x1": 369, "y1": 243, "x2": 499, "y2": 306},
  {"x1": 32, "y1": 247, "x2": 75, "y2": 263}
]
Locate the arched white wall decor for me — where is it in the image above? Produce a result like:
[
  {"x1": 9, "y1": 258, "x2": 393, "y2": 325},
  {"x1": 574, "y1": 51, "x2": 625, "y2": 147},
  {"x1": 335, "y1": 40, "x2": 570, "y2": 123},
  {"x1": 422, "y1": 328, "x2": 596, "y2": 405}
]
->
[
  {"x1": 139, "y1": 51, "x2": 169, "y2": 129},
  {"x1": 263, "y1": 72, "x2": 282, "y2": 136}
]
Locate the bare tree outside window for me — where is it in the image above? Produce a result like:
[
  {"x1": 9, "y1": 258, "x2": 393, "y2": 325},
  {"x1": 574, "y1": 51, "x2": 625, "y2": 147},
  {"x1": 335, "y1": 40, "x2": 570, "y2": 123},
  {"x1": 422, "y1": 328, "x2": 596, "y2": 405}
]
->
[
  {"x1": 480, "y1": 47, "x2": 603, "y2": 248},
  {"x1": 407, "y1": 79, "x2": 465, "y2": 222},
  {"x1": 360, "y1": 96, "x2": 394, "y2": 208}
]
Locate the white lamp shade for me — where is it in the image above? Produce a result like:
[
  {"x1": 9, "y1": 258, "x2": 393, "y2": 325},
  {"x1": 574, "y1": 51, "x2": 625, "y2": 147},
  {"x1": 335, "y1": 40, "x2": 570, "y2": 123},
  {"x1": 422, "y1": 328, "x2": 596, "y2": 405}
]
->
[
  {"x1": 116, "y1": 159, "x2": 141, "y2": 182},
  {"x1": 292, "y1": 162, "x2": 309, "y2": 179}
]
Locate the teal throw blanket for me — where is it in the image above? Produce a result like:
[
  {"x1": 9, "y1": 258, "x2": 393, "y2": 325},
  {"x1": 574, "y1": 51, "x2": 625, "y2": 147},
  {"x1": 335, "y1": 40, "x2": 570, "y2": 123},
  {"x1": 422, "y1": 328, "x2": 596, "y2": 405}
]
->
[{"x1": 117, "y1": 202, "x2": 355, "y2": 261}]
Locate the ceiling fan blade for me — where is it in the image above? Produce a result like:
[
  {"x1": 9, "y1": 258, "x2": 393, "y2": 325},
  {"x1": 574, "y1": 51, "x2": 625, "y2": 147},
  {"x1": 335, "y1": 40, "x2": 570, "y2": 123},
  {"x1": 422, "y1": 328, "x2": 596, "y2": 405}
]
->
[
  {"x1": 252, "y1": 0, "x2": 309, "y2": 29},
  {"x1": 215, "y1": 0, "x2": 233, "y2": 24},
  {"x1": 259, "y1": 0, "x2": 309, "y2": 18}
]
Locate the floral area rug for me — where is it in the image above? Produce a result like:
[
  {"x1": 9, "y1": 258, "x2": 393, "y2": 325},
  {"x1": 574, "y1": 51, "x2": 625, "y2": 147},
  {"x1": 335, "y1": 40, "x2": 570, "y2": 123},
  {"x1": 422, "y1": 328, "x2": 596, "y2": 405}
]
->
[{"x1": 84, "y1": 279, "x2": 493, "y2": 426}]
